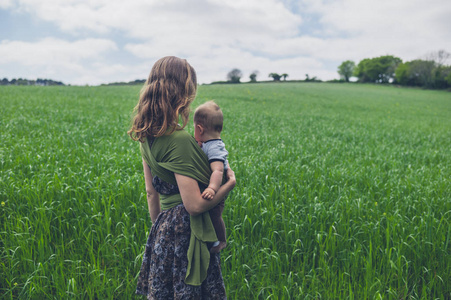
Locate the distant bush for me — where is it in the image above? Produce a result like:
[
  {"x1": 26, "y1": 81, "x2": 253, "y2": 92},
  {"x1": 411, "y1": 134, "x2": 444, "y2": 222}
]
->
[
  {"x1": 101, "y1": 79, "x2": 145, "y2": 86},
  {"x1": 209, "y1": 81, "x2": 230, "y2": 85},
  {"x1": 327, "y1": 79, "x2": 346, "y2": 83},
  {"x1": 1, "y1": 78, "x2": 65, "y2": 86},
  {"x1": 304, "y1": 74, "x2": 322, "y2": 82}
]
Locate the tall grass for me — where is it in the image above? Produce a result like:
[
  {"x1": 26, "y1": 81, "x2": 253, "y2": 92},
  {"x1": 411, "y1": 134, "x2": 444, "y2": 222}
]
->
[{"x1": 1, "y1": 83, "x2": 450, "y2": 299}]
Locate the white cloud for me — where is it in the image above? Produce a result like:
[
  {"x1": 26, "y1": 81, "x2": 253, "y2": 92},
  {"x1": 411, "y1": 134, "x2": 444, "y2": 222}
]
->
[
  {"x1": 0, "y1": 38, "x2": 117, "y2": 65},
  {"x1": 1, "y1": 0, "x2": 450, "y2": 84},
  {"x1": 0, "y1": 0, "x2": 14, "y2": 9},
  {"x1": 305, "y1": 0, "x2": 451, "y2": 60},
  {"x1": 0, "y1": 38, "x2": 125, "y2": 85},
  {"x1": 9, "y1": 0, "x2": 301, "y2": 38},
  {"x1": 315, "y1": 0, "x2": 450, "y2": 37}
]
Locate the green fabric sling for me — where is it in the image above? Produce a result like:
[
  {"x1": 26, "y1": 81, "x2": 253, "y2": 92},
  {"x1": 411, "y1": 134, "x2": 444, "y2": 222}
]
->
[{"x1": 139, "y1": 129, "x2": 218, "y2": 286}]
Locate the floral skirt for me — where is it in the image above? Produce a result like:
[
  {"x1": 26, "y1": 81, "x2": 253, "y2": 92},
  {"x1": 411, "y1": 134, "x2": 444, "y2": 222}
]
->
[{"x1": 136, "y1": 204, "x2": 227, "y2": 299}]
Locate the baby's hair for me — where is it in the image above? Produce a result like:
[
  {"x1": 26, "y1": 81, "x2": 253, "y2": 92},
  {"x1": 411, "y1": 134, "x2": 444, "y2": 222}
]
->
[
  {"x1": 194, "y1": 101, "x2": 223, "y2": 133},
  {"x1": 128, "y1": 56, "x2": 197, "y2": 142}
]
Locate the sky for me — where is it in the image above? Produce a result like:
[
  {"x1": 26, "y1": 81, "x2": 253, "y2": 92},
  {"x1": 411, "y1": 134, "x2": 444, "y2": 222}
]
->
[{"x1": 1, "y1": 0, "x2": 450, "y2": 85}]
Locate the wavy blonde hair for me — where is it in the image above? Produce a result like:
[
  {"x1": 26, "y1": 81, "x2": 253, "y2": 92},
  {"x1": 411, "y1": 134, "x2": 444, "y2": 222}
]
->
[{"x1": 128, "y1": 56, "x2": 197, "y2": 142}]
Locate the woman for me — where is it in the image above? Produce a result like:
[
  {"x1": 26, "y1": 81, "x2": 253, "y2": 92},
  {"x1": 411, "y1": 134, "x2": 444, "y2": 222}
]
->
[{"x1": 128, "y1": 56, "x2": 236, "y2": 299}]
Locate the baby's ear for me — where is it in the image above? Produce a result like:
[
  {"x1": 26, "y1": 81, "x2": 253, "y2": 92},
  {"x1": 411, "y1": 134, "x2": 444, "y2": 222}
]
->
[{"x1": 197, "y1": 124, "x2": 204, "y2": 134}]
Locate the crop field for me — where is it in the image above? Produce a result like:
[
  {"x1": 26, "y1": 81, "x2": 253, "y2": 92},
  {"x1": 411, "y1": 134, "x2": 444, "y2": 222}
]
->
[{"x1": 1, "y1": 82, "x2": 450, "y2": 299}]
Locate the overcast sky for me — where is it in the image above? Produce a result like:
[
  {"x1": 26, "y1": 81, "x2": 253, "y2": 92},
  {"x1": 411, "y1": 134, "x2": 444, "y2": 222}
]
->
[{"x1": 1, "y1": 0, "x2": 450, "y2": 85}]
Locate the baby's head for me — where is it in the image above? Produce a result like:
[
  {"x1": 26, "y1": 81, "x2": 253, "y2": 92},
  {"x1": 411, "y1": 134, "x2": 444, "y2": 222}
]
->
[{"x1": 193, "y1": 101, "x2": 223, "y2": 143}]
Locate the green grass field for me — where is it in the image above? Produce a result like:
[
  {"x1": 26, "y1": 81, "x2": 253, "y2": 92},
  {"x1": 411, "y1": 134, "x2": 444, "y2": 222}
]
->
[{"x1": 1, "y1": 83, "x2": 450, "y2": 299}]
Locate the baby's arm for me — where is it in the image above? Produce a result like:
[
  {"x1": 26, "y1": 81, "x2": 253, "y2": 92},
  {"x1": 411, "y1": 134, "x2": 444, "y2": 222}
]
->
[{"x1": 202, "y1": 161, "x2": 224, "y2": 200}]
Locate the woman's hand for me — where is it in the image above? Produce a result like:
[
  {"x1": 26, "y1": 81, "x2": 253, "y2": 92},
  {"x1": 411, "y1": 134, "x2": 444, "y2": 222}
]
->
[
  {"x1": 226, "y1": 167, "x2": 236, "y2": 188},
  {"x1": 175, "y1": 167, "x2": 236, "y2": 216}
]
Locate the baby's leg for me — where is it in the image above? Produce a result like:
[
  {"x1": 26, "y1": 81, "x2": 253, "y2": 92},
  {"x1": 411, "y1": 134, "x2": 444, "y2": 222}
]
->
[{"x1": 209, "y1": 201, "x2": 226, "y2": 253}]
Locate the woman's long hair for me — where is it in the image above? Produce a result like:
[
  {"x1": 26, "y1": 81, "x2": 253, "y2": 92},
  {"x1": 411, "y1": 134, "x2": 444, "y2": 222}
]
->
[{"x1": 128, "y1": 56, "x2": 197, "y2": 142}]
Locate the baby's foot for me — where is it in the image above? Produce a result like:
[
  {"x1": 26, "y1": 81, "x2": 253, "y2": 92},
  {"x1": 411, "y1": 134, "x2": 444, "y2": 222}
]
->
[{"x1": 210, "y1": 241, "x2": 227, "y2": 253}]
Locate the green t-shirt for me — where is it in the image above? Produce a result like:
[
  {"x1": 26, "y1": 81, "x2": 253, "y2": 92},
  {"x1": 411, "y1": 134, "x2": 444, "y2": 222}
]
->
[{"x1": 140, "y1": 129, "x2": 218, "y2": 286}]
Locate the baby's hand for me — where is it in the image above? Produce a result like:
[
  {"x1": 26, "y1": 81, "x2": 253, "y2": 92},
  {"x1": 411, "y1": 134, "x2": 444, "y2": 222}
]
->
[{"x1": 202, "y1": 187, "x2": 216, "y2": 200}]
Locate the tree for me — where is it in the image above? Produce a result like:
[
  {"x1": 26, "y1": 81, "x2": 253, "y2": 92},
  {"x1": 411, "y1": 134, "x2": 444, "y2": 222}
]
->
[
  {"x1": 268, "y1": 73, "x2": 281, "y2": 81},
  {"x1": 408, "y1": 60, "x2": 435, "y2": 87},
  {"x1": 249, "y1": 70, "x2": 259, "y2": 83},
  {"x1": 227, "y1": 68, "x2": 242, "y2": 83},
  {"x1": 396, "y1": 58, "x2": 451, "y2": 89},
  {"x1": 337, "y1": 60, "x2": 355, "y2": 82},
  {"x1": 395, "y1": 60, "x2": 434, "y2": 87},
  {"x1": 354, "y1": 55, "x2": 402, "y2": 83},
  {"x1": 433, "y1": 65, "x2": 451, "y2": 89},
  {"x1": 447, "y1": 70, "x2": 451, "y2": 86},
  {"x1": 394, "y1": 62, "x2": 411, "y2": 85},
  {"x1": 281, "y1": 73, "x2": 288, "y2": 81},
  {"x1": 353, "y1": 58, "x2": 371, "y2": 82},
  {"x1": 425, "y1": 49, "x2": 450, "y2": 66}
]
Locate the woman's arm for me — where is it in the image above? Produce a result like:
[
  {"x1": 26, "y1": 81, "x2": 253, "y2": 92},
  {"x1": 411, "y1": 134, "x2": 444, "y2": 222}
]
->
[
  {"x1": 175, "y1": 167, "x2": 236, "y2": 216},
  {"x1": 143, "y1": 158, "x2": 161, "y2": 223}
]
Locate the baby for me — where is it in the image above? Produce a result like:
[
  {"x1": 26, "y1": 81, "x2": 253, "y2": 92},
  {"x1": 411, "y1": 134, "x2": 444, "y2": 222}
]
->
[{"x1": 194, "y1": 101, "x2": 228, "y2": 253}]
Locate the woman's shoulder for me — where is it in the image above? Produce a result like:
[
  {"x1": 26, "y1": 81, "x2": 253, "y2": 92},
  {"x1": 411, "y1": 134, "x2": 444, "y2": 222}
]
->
[
  {"x1": 173, "y1": 128, "x2": 193, "y2": 139},
  {"x1": 153, "y1": 129, "x2": 197, "y2": 152},
  {"x1": 158, "y1": 129, "x2": 194, "y2": 143}
]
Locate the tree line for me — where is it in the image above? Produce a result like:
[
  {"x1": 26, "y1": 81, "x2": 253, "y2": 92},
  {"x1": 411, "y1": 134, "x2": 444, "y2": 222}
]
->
[
  {"x1": 223, "y1": 69, "x2": 314, "y2": 84},
  {"x1": 100, "y1": 79, "x2": 146, "y2": 86},
  {"x1": 1, "y1": 78, "x2": 65, "y2": 86},
  {"x1": 337, "y1": 50, "x2": 451, "y2": 89}
]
